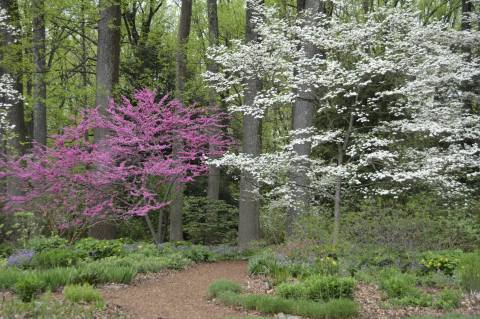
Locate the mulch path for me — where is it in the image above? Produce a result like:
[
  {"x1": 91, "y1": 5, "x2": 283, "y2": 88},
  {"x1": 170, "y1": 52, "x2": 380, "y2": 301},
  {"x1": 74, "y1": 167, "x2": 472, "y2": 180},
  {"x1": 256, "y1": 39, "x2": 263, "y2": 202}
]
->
[{"x1": 101, "y1": 260, "x2": 253, "y2": 319}]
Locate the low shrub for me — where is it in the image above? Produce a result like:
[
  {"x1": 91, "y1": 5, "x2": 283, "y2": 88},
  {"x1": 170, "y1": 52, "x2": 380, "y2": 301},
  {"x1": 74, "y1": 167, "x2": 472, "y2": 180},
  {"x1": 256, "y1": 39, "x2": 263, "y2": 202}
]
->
[
  {"x1": 304, "y1": 275, "x2": 356, "y2": 301},
  {"x1": 14, "y1": 273, "x2": 46, "y2": 302},
  {"x1": 420, "y1": 251, "x2": 462, "y2": 276},
  {"x1": 457, "y1": 252, "x2": 480, "y2": 293},
  {"x1": 181, "y1": 245, "x2": 218, "y2": 263},
  {"x1": 433, "y1": 289, "x2": 462, "y2": 310},
  {"x1": 208, "y1": 279, "x2": 242, "y2": 298},
  {"x1": 63, "y1": 284, "x2": 104, "y2": 307},
  {"x1": 417, "y1": 272, "x2": 456, "y2": 288},
  {"x1": 390, "y1": 293, "x2": 433, "y2": 307},
  {"x1": 32, "y1": 248, "x2": 80, "y2": 268},
  {"x1": 248, "y1": 251, "x2": 278, "y2": 276},
  {"x1": 379, "y1": 269, "x2": 418, "y2": 299},
  {"x1": 73, "y1": 262, "x2": 137, "y2": 285},
  {"x1": 0, "y1": 267, "x2": 23, "y2": 289},
  {"x1": 74, "y1": 238, "x2": 126, "y2": 260},
  {"x1": 215, "y1": 290, "x2": 358, "y2": 318},
  {"x1": 26, "y1": 236, "x2": 68, "y2": 251},
  {"x1": 277, "y1": 275, "x2": 356, "y2": 301}
]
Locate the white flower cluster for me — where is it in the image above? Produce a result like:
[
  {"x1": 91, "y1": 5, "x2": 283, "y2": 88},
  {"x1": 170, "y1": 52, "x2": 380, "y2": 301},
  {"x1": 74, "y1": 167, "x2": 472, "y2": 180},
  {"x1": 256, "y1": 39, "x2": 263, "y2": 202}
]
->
[
  {"x1": 206, "y1": 2, "x2": 480, "y2": 208},
  {"x1": 0, "y1": 9, "x2": 22, "y2": 132}
]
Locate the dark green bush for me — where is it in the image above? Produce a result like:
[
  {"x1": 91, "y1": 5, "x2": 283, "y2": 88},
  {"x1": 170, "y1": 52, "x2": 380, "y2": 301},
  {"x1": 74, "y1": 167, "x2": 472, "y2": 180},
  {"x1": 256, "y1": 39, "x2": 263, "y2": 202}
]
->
[
  {"x1": 183, "y1": 196, "x2": 238, "y2": 245},
  {"x1": 32, "y1": 248, "x2": 80, "y2": 268},
  {"x1": 74, "y1": 238, "x2": 126, "y2": 260},
  {"x1": 208, "y1": 279, "x2": 242, "y2": 298},
  {"x1": 181, "y1": 245, "x2": 217, "y2": 262},
  {"x1": 14, "y1": 273, "x2": 46, "y2": 302}
]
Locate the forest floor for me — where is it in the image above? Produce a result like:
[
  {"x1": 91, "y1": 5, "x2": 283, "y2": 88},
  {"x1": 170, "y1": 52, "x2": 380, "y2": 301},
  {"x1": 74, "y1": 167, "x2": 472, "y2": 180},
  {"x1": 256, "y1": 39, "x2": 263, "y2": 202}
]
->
[{"x1": 101, "y1": 260, "x2": 252, "y2": 319}]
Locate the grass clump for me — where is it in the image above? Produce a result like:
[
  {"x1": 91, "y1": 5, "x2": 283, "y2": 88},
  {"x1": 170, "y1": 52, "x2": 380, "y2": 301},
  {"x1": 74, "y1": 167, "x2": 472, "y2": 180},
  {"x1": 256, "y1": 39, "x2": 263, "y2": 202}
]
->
[
  {"x1": 63, "y1": 284, "x2": 105, "y2": 307},
  {"x1": 0, "y1": 267, "x2": 23, "y2": 289},
  {"x1": 37, "y1": 267, "x2": 77, "y2": 291},
  {"x1": 208, "y1": 279, "x2": 242, "y2": 298},
  {"x1": 277, "y1": 275, "x2": 356, "y2": 301},
  {"x1": 209, "y1": 281, "x2": 358, "y2": 318},
  {"x1": 457, "y1": 252, "x2": 480, "y2": 293},
  {"x1": 32, "y1": 248, "x2": 80, "y2": 268}
]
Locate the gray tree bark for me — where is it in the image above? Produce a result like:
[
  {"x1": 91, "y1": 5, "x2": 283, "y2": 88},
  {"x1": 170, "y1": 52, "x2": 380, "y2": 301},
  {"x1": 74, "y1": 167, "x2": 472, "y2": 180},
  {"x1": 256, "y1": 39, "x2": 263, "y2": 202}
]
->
[
  {"x1": 170, "y1": 0, "x2": 193, "y2": 241},
  {"x1": 206, "y1": 0, "x2": 220, "y2": 201},
  {"x1": 32, "y1": 0, "x2": 47, "y2": 146},
  {"x1": 286, "y1": 0, "x2": 323, "y2": 237},
  {"x1": 238, "y1": 0, "x2": 263, "y2": 250},
  {"x1": 88, "y1": 0, "x2": 121, "y2": 240},
  {"x1": 1, "y1": 0, "x2": 27, "y2": 215},
  {"x1": 461, "y1": 0, "x2": 473, "y2": 31}
]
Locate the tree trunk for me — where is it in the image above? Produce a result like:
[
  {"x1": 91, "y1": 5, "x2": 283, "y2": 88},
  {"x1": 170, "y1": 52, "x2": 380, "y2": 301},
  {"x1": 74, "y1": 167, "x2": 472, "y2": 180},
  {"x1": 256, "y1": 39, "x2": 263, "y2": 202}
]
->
[
  {"x1": 88, "y1": 0, "x2": 121, "y2": 240},
  {"x1": 1, "y1": 0, "x2": 27, "y2": 218},
  {"x1": 206, "y1": 0, "x2": 221, "y2": 201},
  {"x1": 238, "y1": 0, "x2": 263, "y2": 250},
  {"x1": 332, "y1": 145, "x2": 343, "y2": 246},
  {"x1": 170, "y1": 0, "x2": 193, "y2": 241},
  {"x1": 461, "y1": 0, "x2": 473, "y2": 31},
  {"x1": 32, "y1": 0, "x2": 47, "y2": 146},
  {"x1": 286, "y1": 0, "x2": 322, "y2": 237}
]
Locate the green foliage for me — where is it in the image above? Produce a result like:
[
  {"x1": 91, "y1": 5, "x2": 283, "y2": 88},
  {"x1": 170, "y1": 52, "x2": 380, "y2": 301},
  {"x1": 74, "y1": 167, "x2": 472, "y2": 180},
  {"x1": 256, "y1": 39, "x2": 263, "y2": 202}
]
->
[
  {"x1": 0, "y1": 267, "x2": 23, "y2": 289},
  {"x1": 73, "y1": 238, "x2": 127, "y2": 260},
  {"x1": 32, "y1": 248, "x2": 80, "y2": 268},
  {"x1": 248, "y1": 251, "x2": 278, "y2": 276},
  {"x1": 180, "y1": 245, "x2": 218, "y2": 263},
  {"x1": 183, "y1": 196, "x2": 238, "y2": 245},
  {"x1": 207, "y1": 279, "x2": 242, "y2": 298},
  {"x1": 389, "y1": 293, "x2": 433, "y2": 307},
  {"x1": 379, "y1": 269, "x2": 418, "y2": 299},
  {"x1": 63, "y1": 284, "x2": 104, "y2": 307},
  {"x1": 433, "y1": 289, "x2": 462, "y2": 310},
  {"x1": 14, "y1": 273, "x2": 46, "y2": 302},
  {"x1": 0, "y1": 293, "x2": 125, "y2": 318},
  {"x1": 215, "y1": 290, "x2": 358, "y2": 318},
  {"x1": 420, "y1": 250, "x2": 462, "y2": 276},
  {"x1": 276, "y1": 275, "x2": 356, "y2": 301},
  {"x1": 37, "y1": 267, "x2": 77, "y2": 291},
  {"x1": 74, "y1": 261, "x2": 137, "y2": 285},
  {"x1": 408, "y1": 314, "x2": 480, "y2": 319},
  {"x1": 26, "y1": 236, "x2": 68, "y2": 251},
  {"x1": 457, "y1": 252, "x2": 480, "y2": 293},
  {"x1": 0, "y1": 242, "x2": 14, "y2": 258},
  {"x1": 342, "y1": 199, "x2": 480, "y2": 251},
  {"x1": 417, "y1": 272, "x2": 456, "y2": 288}
]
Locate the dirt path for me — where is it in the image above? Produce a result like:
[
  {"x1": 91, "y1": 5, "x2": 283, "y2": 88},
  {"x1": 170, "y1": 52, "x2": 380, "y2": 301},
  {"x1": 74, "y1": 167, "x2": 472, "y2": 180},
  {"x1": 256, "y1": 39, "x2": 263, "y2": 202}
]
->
[{"x1": 102, "y1": 261, "x2": 249, "y2": 319}]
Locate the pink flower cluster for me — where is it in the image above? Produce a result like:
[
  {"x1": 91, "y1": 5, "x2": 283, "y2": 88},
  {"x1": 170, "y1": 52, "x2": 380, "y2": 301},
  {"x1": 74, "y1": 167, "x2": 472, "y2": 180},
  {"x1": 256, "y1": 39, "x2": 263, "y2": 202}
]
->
[{"x1": 0, "y1": 89, "x2": 231, "y2": 229}]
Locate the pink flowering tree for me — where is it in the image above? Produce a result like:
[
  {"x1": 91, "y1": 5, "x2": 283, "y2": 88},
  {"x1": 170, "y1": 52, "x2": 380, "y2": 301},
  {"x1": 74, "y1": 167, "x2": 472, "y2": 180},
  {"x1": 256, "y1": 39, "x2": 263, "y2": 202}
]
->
[{"x1": 0, "y1": 89, "x2": 231, "y2": 242}]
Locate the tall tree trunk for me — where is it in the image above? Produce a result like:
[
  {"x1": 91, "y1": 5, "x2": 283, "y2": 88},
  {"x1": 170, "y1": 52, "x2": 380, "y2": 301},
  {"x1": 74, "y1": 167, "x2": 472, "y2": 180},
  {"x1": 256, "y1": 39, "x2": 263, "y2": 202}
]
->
[
  {"x1": 461, "y1": 0, "x2": 473, "y2": 31},
  {"x1": 32, "y1": 0, "x2": 47, "y2": 146},
  {"x1": 238, "y1": 0, "x2": 263, "y2": 250},
  {"x1": 286, "y1": 0, "x2": 322, "y2": 237},
  {"x1": 206, "y1": 0, "x2": 220, "y2": 201},
  {"x1": 170, "y1": 0, "x2": 193, "y2": 241},
  {"x1": 1, "y1": 0, "x2": 27, "y2": 218},
  {"x1": 88, "y1": 0, "x2": 121, "y2": 240}
]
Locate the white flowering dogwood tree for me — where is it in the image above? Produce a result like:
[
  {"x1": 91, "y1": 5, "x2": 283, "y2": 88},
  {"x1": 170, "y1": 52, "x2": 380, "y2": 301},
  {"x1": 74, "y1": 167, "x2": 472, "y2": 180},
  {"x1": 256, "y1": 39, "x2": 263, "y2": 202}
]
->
[
  {"x1": 0, "y1": 8, "x2": 21, "y2": 133},
  {"x1": 204, "y1": 1, "x2": 480, "y2": 241}
]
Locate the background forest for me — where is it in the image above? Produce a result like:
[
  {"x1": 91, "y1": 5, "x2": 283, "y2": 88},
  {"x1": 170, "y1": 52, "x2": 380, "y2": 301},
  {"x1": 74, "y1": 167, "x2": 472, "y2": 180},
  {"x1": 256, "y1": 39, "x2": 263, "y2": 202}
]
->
[{"x1": 0, "y1": 0, "x2": 479, "y2": 317}]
